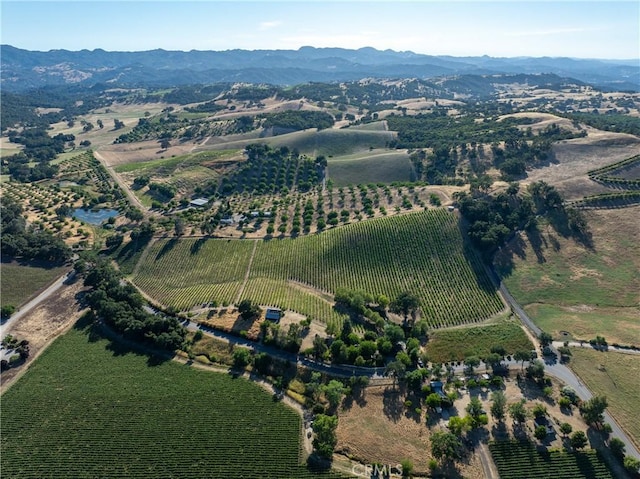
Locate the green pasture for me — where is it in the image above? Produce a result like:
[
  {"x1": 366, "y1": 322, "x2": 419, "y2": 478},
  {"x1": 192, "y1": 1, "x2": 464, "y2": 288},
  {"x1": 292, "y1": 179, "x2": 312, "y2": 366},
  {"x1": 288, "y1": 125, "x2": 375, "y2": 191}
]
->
[{"x1": 424, "y1": 321, "x2": 533, "y2": 363}]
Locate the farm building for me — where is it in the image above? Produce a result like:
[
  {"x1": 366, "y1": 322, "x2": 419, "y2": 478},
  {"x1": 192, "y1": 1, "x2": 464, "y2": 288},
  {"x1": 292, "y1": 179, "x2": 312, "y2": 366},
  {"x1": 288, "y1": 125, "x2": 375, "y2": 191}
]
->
[
  {"x1": 189, "y1": 198, "x2": 209, "y2": 207},
  {"x1": 265, "y1": 308, "x2": 282, "y2": 321},
  {"x1": 430, "y1": 381, "x2": 447, "y2": 398}
]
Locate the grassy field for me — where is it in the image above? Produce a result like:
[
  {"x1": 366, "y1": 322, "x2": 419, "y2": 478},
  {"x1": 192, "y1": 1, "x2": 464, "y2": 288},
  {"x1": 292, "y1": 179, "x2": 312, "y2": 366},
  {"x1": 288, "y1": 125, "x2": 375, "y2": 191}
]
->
[
  {"x1": 495, "y1": 206, "x2": 640, "y2": 344},
  {"x1": 114, "y1": 149, "x2": 237, "y2": 174},
  {"x1": 132, "y1": 210, "x2": 504, "y2": 329},
  {"x1": 569, "y1": 348, "x2": 640, "y2": 450},
  {"x1": 424, "y1": 320, "x2": 533, "y2": 362},
  {"x1": 0, "y1": 318, "x2": 349, "y2": 479},
  {"x1": 523, "y1": 304, "x2": 640, "y2": 346},
  {"x1": 489, "y1": 440, "x2": 614, "y2": 479},
  {"x1": 327, "y1": 150, "x2": 413, "y2": 186},
  {"x1": 203, "y1": 127, "x2": 395, "y2": 158},
  {"x1": 0, "y1": 262, "x2": 69, "y2": 307}
]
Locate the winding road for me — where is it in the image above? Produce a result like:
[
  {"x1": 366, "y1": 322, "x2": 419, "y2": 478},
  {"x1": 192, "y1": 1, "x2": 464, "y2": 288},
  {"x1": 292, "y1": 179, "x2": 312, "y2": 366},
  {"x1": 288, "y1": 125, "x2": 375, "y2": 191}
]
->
[{"x1": 4, "y1": 264, "x2": 638, "y2": 463}]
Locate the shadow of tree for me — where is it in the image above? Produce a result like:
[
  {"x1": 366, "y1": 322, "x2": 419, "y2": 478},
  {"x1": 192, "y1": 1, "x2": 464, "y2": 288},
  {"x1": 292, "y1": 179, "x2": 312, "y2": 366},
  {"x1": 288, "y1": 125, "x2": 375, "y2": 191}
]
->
[{"x1": 382, "y1": 386, "x2": 404, "y2": 422}]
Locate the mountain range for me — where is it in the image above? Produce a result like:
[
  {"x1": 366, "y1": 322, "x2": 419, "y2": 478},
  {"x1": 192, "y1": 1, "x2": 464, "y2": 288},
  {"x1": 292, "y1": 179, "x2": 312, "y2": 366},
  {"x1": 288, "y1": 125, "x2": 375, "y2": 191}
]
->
[{"x1": 1, "y1": 45, "x2": 638, "y2": 92}]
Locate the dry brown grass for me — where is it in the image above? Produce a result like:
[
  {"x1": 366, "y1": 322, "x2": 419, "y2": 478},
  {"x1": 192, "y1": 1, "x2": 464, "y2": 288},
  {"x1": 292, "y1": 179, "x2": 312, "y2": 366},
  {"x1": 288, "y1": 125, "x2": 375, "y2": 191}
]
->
[
  {"x1": 524, "y1": 129, "x2": 640, "y2": 199},
  {"x1": 336, "y1": 385, "x2": 485, "y2": 477},
  {"x1": 497, "y1": 205, "x2": 640, "y2": 345},
  {"x1": 570, "y1": 348, "x2": 640, "y2": 451},
  {"x1": 0, "y1": 280, "x2": 88, "y2": 393}
]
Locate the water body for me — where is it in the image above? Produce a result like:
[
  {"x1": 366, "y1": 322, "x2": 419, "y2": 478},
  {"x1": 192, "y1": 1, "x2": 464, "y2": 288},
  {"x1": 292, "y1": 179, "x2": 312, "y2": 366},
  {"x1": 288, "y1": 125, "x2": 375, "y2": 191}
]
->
[{"x1": 72, "y1": 208, "x2": 118, "y2": 225}]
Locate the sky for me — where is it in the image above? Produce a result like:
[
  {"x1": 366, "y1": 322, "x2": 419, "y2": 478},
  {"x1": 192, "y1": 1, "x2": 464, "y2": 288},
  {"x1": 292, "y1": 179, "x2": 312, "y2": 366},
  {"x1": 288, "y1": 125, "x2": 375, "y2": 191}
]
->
[{"x1": 2, "y1": 1, "x2": 639, "y2": 59}]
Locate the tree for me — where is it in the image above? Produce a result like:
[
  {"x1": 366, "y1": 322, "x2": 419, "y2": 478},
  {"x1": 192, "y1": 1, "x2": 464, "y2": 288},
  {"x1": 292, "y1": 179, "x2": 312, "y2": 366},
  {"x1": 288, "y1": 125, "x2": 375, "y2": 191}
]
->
[
  {"x1": 160, "y1": 138, "x2": 171, "y2": 150},
  {"x1": 466, "y1": 397, "x2": 484, "y2": 419},
  {"x1": 509, "y1": 400, "x2": 529, "y2": 424},
  {"x1": 105, "y1": 233, "x2": 124, "y2": 249},
  {"x1": 526, "y1": 359, "x2": 545, "y2": 381},
  {"x1": 1, "y1": 305, "x2": 16, "y2": 320},
  {"x1": 570, "y1": 430, "x2": 588, "y2": 450},
  {"x1": 312, "y1": 414, "x2": 338, "y2": 459},
  {"x1": 490, "y1": 391, "x2": 507, "y2": 421},
  {"x1": 609, "y1": 437, "x2": 626, "y2": 459},
  {"x1": 532, "y1": 403, "x2": 547, "y2": 419},
  {"x1": 426, "y1": 393, "x2": 442, "y2": 410},
  {"x1": 174, "y1": 217, "x2": 185, "y2": 236},
  {"x1": 534, "y1": 425, "x2": 548, "y2": 441},
  {"x1": 580, "y1": 395, "x2": 608, "y2": 426},
  {"x1": 390, "y1": 291, "x2": 419, "y2": 323},
  {"x1": 97, "y1": 119, "x2": 104, "y2": 129},
  {"x1": 237, "y1": 299, "x2": 261, "y2": 321},
  {"x1": 447, "y1": 416, "x2": 472, "y2": 436},
  {"x1": 539, "y1": 331, "x2": 553, "y2": 347},
  {"x1": 624, "y1": 456, "x2": 640, "y2": 474},
  {"x1": 431, "y1": 431, "x2": 462, "y2": 463},
  {"x1": 322, "y1": 380, "x2": 346, "y2": 410},
  {"x1": 385, "y1": 360, "x2": 406, "y2": 387},
  {"x1": 463, "y1": 356, "x2": 481, "y2": 375},
  {"x1": 514, "y1": 350, "x2": 531, "y2": 369},
  {"x1": 232, "y1": 348, "x2": 251, "y2": 368},
  {"x1": 490, "y1": 344, "x2": 507, "y2": 358},
  {"x1": 400, "y1": 459, "x2": 413, "y2": 478},
  {"x1": 114, "y1": 119, "x2": 125, "y2": 130},
  {"x1": 312, "y1": 334, "x2": 328, "y2": 360},
  {"x1": 484, "y1": 352, "x2": 502, "y2": 372},
  {"x1": 559, "y1": 422, "x2": 573, "y2": 437},
  {"x1": 376, "y1": 294, "x2": 390, "y2": 309}
]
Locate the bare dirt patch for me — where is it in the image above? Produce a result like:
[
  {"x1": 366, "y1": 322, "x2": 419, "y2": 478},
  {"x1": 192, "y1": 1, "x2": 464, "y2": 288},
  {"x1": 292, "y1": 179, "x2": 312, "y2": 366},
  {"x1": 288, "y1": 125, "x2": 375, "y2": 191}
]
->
[
  {"x1": 336, "y1": 385, "x2": 485, "y2": 477},
  {"x1": 0, "y1": 279, "x2": 88, "y2": 392}
]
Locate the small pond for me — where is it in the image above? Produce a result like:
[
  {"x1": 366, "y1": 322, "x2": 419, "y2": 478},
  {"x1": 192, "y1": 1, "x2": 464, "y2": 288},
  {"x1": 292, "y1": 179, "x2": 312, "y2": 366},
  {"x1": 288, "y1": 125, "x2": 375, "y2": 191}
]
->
[{"x1": 72, "y1": 208, "x2": 119, "y2": 225}]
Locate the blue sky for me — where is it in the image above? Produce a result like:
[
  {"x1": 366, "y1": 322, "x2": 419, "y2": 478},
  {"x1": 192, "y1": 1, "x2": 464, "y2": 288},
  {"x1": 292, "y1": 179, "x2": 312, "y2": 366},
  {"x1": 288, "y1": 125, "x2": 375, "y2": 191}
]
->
[{"x1": 2, "y1": 1, "x2": 638, "y2": 59}]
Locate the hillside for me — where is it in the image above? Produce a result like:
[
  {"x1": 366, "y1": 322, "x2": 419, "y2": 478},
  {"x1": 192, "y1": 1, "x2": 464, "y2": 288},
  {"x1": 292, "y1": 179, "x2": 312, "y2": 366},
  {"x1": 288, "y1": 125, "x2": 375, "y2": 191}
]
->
[{"x1": 2, "y1": 45, "x2": 638, "y2": 91}]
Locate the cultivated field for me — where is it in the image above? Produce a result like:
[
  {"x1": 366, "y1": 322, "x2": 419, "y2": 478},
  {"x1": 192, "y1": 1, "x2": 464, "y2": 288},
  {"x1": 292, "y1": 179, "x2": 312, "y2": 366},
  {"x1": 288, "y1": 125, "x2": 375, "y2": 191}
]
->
[
  {"x1": 495, "y1": 206, "x2": 640, "y2": 345},
  {"x1": 489, "y1": 440, "x2": 614, "y2": 479},
  {"x1": 132, "y1": 209, "x2": 505, "y2": 329},
  {"x1": 327, "y1": 150, "x2": 414, "y2": 186},
  {"x1": 569, "y1": 348, "x2": 640, "y2": 450},
  {"x1": 0, "y1": 319, "x2": 350, "y2": 479},
  {"x1": 0, "y1": 262, "x2": 68, "y2": 308}
]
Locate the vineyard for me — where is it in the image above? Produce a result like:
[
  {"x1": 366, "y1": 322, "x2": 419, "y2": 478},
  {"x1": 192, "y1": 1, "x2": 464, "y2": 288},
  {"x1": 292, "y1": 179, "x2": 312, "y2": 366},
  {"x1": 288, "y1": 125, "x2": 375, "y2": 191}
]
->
[
  {"x1": 0, "y1": 321, "x2": 350, "y2": 479},
  {"x1": 489, "y1": 440, "x2": 614, "y2": 479},
  {"x1": 133, "y1": 209, "x2": 504, "y2": 330},
  {"x1": 587, "y1": 154, "x2": 640, "y2": 187}
]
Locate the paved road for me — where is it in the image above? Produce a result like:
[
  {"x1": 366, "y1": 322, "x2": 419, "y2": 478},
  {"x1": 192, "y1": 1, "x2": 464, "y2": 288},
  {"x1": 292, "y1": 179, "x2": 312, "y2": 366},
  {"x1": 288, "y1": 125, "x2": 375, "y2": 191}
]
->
[
  {"x1": 186, "y1": 320, "x2": 386, "y2": 379},
  {"x1": 0, "y1": 271, "x2": 73, "y2": 337},
  {"x1": 553, "y1": 340, "x2": 640, "y2": 356},
  {"x1": 492, "y1": 270, "x2": 640, "y2": 461}
]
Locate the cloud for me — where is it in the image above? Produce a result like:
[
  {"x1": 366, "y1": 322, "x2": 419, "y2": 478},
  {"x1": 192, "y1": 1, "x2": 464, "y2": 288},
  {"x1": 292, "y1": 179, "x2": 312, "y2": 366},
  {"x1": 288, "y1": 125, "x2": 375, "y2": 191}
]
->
[{"x1": 259, "y1": 21, "x2": 282, "y2": 31}]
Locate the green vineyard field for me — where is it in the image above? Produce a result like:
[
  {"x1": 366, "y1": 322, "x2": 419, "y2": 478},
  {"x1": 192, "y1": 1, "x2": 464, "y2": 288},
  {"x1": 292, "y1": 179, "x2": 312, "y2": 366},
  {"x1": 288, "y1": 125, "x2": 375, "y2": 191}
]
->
[
  {"x1": 489, "y1": 440, "x2": 614, "y2": 479},
  {"x1": 0, "y1": 319, "x2": 349, "y2": 479},
  {"x1": 133, "y1": 209, "x2": 504, "y2": 329}
]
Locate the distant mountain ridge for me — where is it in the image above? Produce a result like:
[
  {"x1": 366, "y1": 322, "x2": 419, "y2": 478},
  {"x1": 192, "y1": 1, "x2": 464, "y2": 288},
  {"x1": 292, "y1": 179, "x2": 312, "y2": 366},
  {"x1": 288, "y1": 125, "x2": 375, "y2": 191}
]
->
[{"x1": 1, "y1": 44, "x2": 638, "y2": 91}]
